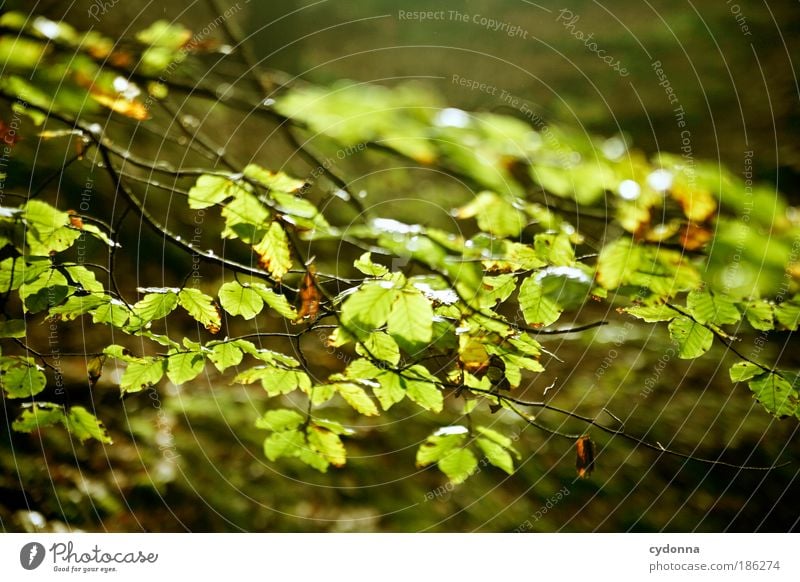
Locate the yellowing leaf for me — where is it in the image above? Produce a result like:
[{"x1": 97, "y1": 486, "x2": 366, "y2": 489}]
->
[
  {"x1": 672, "y1": 183, "x2": 717, "y2": 222},
  {"x1": 253, "y1": 222, "x2": 292, "y2": 280},
  {"x1": 88, "y1": 91, "x2": 149, "y2": 120}
]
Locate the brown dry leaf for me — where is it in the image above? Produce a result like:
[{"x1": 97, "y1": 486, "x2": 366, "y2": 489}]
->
[
  {"x1": 295, "y1": 267, "x2": 321, "y2": 322},
  {"x1": 108, "y1": 51, "x2": 133, "y2": 68},
  {"x1": 575, "y1": 434, "x2": 595, "y2": 479},
  {"x1": 0, "y1": 119, "x2": 22, "y2": 146},
  {"x1": 679, "y1": 222, "x2": 712, "y2": 251},
  {"x1": 67, "y1": 210, "x2": 84, "y2": 229}
]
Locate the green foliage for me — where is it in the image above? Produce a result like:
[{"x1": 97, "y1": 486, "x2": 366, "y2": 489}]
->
[
  {"x1": 2, "y1": 12, "x2": 799, "y2": 488},
  {"x1": 12, "y1": 403, "x2": 112, "y2": 444},
  {"x1": 668, "y1": 317, "x2": 714, "y2": 359}
]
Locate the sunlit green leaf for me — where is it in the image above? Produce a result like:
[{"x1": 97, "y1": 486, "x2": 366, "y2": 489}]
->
[
  {"x1": 119, "y1": 358, "x2": 165, "y2": 393},
  {"x1": 166, "y1": 351, "x2": 205, "y2": 385},
  {"x1": 729, "y1": 361, "x2": 763, "y2": 383},
  {"x1": 333, "y1": 382, "x2": 379, "y2": 416},
  {"x1": 748, "y1": 372, "x2": 799, "y2": 418},
  {"x1": 1, "y1": 360, "x2": 47, "y2": 398},
  {"x1": 668, "y1": 316, "x2": 713, "y2": 359},
  {"x1": 340, "y1": 282, "x2": 399, "y2": 338},
  {"x1": 456, "y1": 191, "x2": 526, "y2": 238},
  {"x1": 387, "y1": 288, "x2": 433, "y2": 353},
  {"x1": 476, "y1": 437, "x2": 514, "y2": 474},
  {"x1": 519, "y1": 277, "x2": 561, "y2": 326},
  {"x1": 218, "y1": 281, "x2": 264, "y2": 320},
  {"x1": 132, "y1": 291, "x2": 179, "y2": 323},
  {"x1": 356, "y1": 332, "x2": 400, "y2": 365},
  {"x1": 687, "y1": 289, "x2": 741, "y2": 325},
  {"x1": 775, "y1": 298, "x2": 800, "y2": 330},
  {"x1": 208, "y1": 342, "x2": 243, "y2": 372},
  {"x1": 354, "y1": 252, "x2": 389, "y2": 277},
  {"x1": 255, "y1": 409, "x2": 305, "y2": 432},
  {"x1": 741, "y1": 300, "x2": 773, "y2": 331},
  {"x1": 65, "y1": 406, "x2": 113, "y2": 444},
  {"x1": 438, "y1": 447, "x2": 478, "y2": 484},
  {"x1": 178, "y1": 288, "x2": 221, "y2": 331},
  {"x1": 307, "y1": 425, "x2": 346, "y2": 467}
]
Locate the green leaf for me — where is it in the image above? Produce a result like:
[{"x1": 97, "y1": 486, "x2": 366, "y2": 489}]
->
[
  {"x1": 1, "y1": 360, "x2": 47, "y2": 398},
  {"x1": 356, "y1": 332, "x2": 400, "y2": 365},
  {"x1": 48, "y1": 294, "x2": 107, "y2": 321},
  {"x1": 387, "y1": 289, "x2": 433, "y2": 352},
  {"x1": 371, "y1": 371, "x2": 406, "y2": 410},
  {"x1": 687, "y1": 289, "x2": 741, "y2": 325},
  {"x1": 23, "y1": 200, "x2": 81, "y2": 254},
  {"x1": 208, "y1": 342, "x2": 243, "y2": 372},
  {"x1": 64, "y1": 265, "x2": 105, "y2": 293},
  {"x1": 404, "y1": 366, "x2": 444, "y2": 413},
  {"x1": 119, "y1": 358, "x2": 165, "y2": 393},
  {"x1": 243, "y1": 164, "x2": 305, "y2": 192},
  {"x1": 340, "y1": 282, "x2": 400, "y2": 338},
  {"x1": 178, "y1": 288, "x2": 221, "y2": 331},
  {"x1": 166, "y1": 351, "x2": 205, "y2": 385},
  {"x1": 188, "y1": 174, "x2": 247, "y2": 209},
  {"x1": 343, "y1": 358, "x2": 382, "y2": 380},
  {"x1": 519, "y1": 277, "x2": 561, "y2": 326},
  {"x1": 255, "y1": 408, "x2": 305, "y2": 432},
  {"x1": 136, "y1": 19, "x2": 191, "y2": 49},
  {"x1": 416, "y1": 431, "x2": 467, "y2": 465},
  {"x1": 476, "y1": 437, "x2": 514, "y2": 474},
  {"x1": 597, "y1": 237, "x2": 638, "y2": 289},
  {"x1": 477, "y1": 274, "x2": 517, "y2": 308},
  {"x1": 775, "y1": 299, "x2": 800, "y2": 330},
  {"x1": 12, "y1": 403, "x2": 65, "y2": 433},
  {"x1": 65, "y1": 406, "x2": 113, "y2": 444},
  {"x1": 103, "y1": 344, "x2": 138, "y2": 363},
  {"x1": 236, "y1": 366, "x2": 310, "y2": 397},
  {"x1": 92, "y1": 299, "x2": 130, "y2": 327},
  {"x1": 218, "y1": 281, "x2": 264, "y2": 320},
  {"x1": 354, "y1": 252, "x2": 389, "y2": 277},
  {"x1": 132, "y1": 291, "x2": 179, "y2": 323},
  {"x1": 263, "y1": 429, "x2": 305, "y2": 462},
  {"x1": 476, "y1": 426, "x2": 517, "y2": 453},
  {"x1": 307, "y1": 425, "x2": 346, "y2": 467},
  {"x1": 295, "y1": 445, "x2": 330, "y2": 472},
  {"x1": 534, "y1": 232, "x2": 575, "y2": 266},
  {"x1": 270, "y1": 191, "x2": 329, "y2": 230},
  {"x1": 668, "y1": 316, "x2": 713, "y2": 359},
  {"x1": 0, "y1": 319, "x2": 27, "y2": 338},
  {"x1": 12, "y1": 403, "x2": 112, "y2": 444},
  {"x1": 438, "y1": 448, "x2": 478, "y2": 484},
  {"x1": 19, "y1": 269, "x2": 69, "y2": 313},
  {"x1": 220, "y1": 190, "x2": 271, "y2": 242},
  {"x1": 253, "y1": 222, "x2": 292, "y2": 280},
  {"x1": 748, "y1": 372, "x2": 799, "y2": 418},
  {"x1": 742, "y1": 300, "x2": 773, "y2": 331},
  {"x1": 334, "y1": 382, "x2": 379, "y2": 416},
  {"x1": 729, "y1": 362, "x2": 763, "y2": 383},
  {"x1": 456, "y1": 191, "x2": 526, "y2": 238},
  {"x1": 623, "y1": 304, "x2": 677, "y2": 322},
  {"x1": 0, "y1": 258, "x2": 26, "y2": 292},
  {"x1": 250, "y1": 284, "x2": 297, "y2": 319}
]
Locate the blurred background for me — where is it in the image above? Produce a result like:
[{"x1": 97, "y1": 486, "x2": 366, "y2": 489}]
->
[{"x1": 1, "y1": 0, "x2": 799, "y2": 532}]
